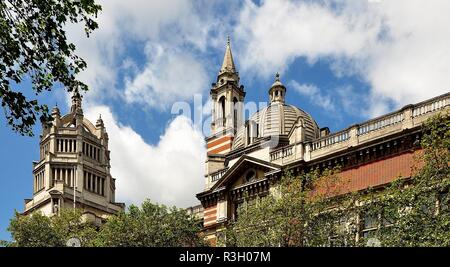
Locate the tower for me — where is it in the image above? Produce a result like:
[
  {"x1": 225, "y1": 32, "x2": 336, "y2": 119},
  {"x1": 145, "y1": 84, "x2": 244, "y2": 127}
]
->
[
  {"x1": 204, "y1": 38, "x2": 245, "y2": 191},
  {"x1": 207, "y1": 37, "x2": 245, "y2": 155},
  {"x1": 23, "y1": 92, "x2": 124, "y2": 224}
]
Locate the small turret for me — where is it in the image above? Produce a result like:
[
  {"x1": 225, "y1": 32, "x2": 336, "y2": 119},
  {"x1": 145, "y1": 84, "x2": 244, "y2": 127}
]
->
[
  {"x1": 71, "y1": 91, "x2": 83, "y2": 115},
  {"x1": 51, "y1": 104, "x2": 61, "y2": 127},
  {"x1": 269, "y1": 72, "x2": 286, "y2": 103}
]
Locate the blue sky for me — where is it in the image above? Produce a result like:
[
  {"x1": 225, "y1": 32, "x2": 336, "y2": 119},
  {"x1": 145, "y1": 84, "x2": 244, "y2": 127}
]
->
[{"x1": 1, "y1": 0, "x2": 450, "y2": 241}]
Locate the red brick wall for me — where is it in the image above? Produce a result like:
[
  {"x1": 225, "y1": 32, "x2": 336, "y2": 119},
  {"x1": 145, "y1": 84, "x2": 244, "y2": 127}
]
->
[
  {"x1": 314, "y1": 150, "x2": 423, "y2": 196},
  {"x1": 339, "y1": 150, "x2": 423, "y2": 193}
]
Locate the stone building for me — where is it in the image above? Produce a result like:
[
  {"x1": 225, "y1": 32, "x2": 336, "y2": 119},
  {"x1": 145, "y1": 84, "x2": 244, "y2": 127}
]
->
[
  {"x1": 23, "y1": 93, "x2": 124, "y2": 224},
  {"x1": 196, "y1": 39, "x2": 450, "y2": 246}
]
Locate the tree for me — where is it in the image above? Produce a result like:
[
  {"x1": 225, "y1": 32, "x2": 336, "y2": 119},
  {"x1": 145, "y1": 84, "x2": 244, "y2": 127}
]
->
[
  {"x1": 93, "y1": 200, "x2": 207, "y2": 247},
  {"x1": 6, "y1": 209, "x2": 98, "y2": 247},
  {"x1": 358, "y1": 112, "x2": 449, "y2": 247},
  {"x1": 225, "y1": 168, "x2": 358, "y2": 247},
  {"x1": 0, "y1": 0, "x2": 101, "y2": 136},
  {"x1": 6, "y1": 200, "x2": 207, "y2": 247}
]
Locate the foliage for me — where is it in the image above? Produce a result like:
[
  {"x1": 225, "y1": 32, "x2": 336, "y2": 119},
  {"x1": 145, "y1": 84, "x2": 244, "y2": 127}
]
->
[
  {"x1": 7, "y1": 208, "x2": 97, "y2": 247},
  {"x1": 0, "y1": 0, "x2": 101, "y2": 136},
  {"x1": 7, "y1": 200, "x2": 207, "y2": 247},
  {"x1": 225, "y1": 168, "x2": 358, "y2": 247},
  {"x1": 359, "y1": 112, "x2": 450, "y2": 247},
  {"x1": 93, "y1": 200, "x2": 207, "y2": 247}
]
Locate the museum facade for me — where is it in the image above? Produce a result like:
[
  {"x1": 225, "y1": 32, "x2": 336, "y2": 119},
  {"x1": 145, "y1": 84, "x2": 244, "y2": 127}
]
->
[{"x1": 196, "y1": 39, "x2": 450, "y2": 246}]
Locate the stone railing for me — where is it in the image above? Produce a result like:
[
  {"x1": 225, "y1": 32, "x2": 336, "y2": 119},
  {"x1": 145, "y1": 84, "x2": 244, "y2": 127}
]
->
[
  {"x1": 211, "y1": 167, "x2": 229, "y2": 182},
  {"x1": 186, "y1": 204, "x2": 203, "y2": 219},
  {"x1": 270, "y1": 144, "x2": 294, "y2": 161},
  {"x1": 311, "y1": 129, "x2": 350, "y2": 151},
  {"x1": 412, "y1": 95, "x2": 449, "y2": 117},
  {"x1": 307, "y1": 92, "x2": 449, "y2": 159},
  {"x1": 357, "y1": 111, "x2": 404, "y2": 136}
]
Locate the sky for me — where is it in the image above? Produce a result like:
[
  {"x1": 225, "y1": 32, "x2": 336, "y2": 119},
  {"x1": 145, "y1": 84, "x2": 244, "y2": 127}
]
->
[{"x1": 1, "y1": 0, "x2": 450, "y2": 241}]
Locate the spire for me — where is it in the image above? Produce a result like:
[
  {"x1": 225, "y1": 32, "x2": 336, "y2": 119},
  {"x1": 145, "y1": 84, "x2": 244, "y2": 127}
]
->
[{"x1": 219, "y1": 36, "x2": 236, "y2": 74}]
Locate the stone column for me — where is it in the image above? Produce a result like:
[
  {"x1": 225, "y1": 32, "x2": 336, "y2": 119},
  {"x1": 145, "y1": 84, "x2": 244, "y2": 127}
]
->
[{"x1": 76, "y1": 163, "x2": 83, "y2": 194}]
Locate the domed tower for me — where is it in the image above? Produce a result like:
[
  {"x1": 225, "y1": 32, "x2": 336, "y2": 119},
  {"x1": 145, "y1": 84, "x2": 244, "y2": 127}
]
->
[
  {"x1": 232, "y1": 73, "x2": 320, "y2": 150},
  {"x1": 23, "y1": 92, "x2": 124, "y2": 224}
]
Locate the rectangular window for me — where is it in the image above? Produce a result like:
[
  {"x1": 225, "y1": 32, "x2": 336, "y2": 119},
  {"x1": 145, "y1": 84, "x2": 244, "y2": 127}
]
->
[{"x1": 361, "y1": 212, "x2": 378, "y2": 239}]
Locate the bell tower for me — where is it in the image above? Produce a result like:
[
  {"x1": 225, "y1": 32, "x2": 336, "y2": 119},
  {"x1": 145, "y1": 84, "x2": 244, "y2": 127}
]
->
[{"x1": 208, "y1": 37, "x2": 245, "y2": 155}]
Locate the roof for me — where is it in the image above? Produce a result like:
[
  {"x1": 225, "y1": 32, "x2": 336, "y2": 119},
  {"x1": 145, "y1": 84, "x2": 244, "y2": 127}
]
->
[{"x1": 232, "y1": 102, "x2": 320, "y2": 150}]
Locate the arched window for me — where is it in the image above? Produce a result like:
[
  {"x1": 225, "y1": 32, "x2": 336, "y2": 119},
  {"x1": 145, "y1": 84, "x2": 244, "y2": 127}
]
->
[
  {"x1": 245, "y1": 169, "x2": 256, "y2": 183},
  {"x1": 218, "y1": 96, "x2": 226, "y2": 127},
  {"x1": 233, "y1": 97, "x2": 238, "y2": 130}
]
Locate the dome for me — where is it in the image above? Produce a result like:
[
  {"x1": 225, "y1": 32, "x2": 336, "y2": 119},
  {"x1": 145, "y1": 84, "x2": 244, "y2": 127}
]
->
[{"x1": 232, "y1": 102, "x2": 320, "y2": 150}]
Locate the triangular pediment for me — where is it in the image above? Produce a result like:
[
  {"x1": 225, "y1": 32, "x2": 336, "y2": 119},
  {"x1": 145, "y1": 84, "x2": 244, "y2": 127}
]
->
[{"x1": 209, "y1": 155, "x2": 281, "y2": 192}]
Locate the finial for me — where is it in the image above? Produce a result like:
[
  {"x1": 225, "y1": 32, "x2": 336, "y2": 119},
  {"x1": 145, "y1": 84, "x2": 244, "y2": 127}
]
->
[
  {"x1": 51, "y1": 102, "x2": 61, "y2": 117},
  {"x1": 55, "y1": 102, "x2": 58, "y2": 107},
  {"x1": 227, "y1": 35, "x2": 230, "y2": 46},
  {"x1": 96, "y1": 113, "x2": 104, "y2": 127},
  {"x1": 275, "y1": 72, "x2": 280, "y2": 81}
]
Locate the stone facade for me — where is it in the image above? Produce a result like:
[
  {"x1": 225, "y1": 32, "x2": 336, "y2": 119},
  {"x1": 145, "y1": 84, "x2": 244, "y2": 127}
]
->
[
  {"x1": 23, "y1": 92, "x2": 124, "y2": 224},
  {"x1": 196, "y1": 39, "x2": 450, "y2": 246}
]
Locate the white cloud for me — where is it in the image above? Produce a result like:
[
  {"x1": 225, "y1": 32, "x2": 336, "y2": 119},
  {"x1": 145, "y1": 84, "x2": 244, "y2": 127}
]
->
[
  {"x1": 235, "y1": 0, "x2": 450, "y2": 116},
  {"x1": 335, "y1": 85, "x2": 365, "y2": 115},
  {"x1": 235, "y1": 0, "x2": 380, "y2": 76},
  {"x1": 84, "y1": 105, "x2": 206, "y2": 208},
  {"x1": 67, "y1": 0, "x2": 216, "y2": 108},
  {"x1": 289, "y1": 81, "x2": 335, "y2": 111},
  {"x1": 123, "y1": 43, "x2": 208, "y2": 109}
]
